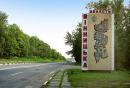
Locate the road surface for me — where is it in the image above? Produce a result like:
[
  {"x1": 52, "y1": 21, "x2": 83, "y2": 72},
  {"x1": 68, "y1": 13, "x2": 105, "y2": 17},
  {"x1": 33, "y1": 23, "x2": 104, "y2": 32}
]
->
[{"x1": 0, "y1": 63, "x2": 79, "y2": 88}]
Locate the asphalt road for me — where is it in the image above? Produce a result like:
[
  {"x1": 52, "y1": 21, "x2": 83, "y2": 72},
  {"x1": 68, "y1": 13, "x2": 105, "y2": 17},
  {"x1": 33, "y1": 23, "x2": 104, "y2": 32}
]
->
[{"x1": 0, "y1": 63, "x2": 79, "y2": 88}]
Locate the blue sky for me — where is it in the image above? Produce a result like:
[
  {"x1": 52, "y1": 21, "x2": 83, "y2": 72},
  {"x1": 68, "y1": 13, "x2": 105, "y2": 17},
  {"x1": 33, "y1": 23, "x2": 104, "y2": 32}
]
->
[{"x1": 0, "y1": 0, "x2": 129, "y2": 58}]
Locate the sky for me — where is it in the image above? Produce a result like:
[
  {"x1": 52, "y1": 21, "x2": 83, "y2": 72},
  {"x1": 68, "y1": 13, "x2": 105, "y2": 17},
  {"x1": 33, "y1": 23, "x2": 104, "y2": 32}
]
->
[{"x1": 0, "y1": 0, "x2": 129, "y2": 58}]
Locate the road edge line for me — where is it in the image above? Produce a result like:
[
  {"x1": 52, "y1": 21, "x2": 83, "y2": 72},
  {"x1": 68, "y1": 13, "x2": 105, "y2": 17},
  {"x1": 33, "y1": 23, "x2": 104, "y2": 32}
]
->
[{"x1": 40, "y1": 71, "x2": 59, "y2": 88}]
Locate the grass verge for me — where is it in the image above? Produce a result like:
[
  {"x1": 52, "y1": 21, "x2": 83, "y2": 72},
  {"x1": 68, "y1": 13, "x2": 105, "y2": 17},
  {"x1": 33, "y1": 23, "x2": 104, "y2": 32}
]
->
[
  {"x1": 0, "y1": 57, "x2": 65, "y2": 64},
  {"x1": 67, "y1": 69, "x2": 130, "y2": 88}
]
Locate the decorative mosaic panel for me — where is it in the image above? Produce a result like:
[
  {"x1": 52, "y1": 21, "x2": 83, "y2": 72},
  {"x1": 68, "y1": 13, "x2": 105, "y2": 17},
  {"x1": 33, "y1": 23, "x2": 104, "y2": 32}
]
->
[{"x1": 82, "y1": 10, "x2": 114, "y2": 71}]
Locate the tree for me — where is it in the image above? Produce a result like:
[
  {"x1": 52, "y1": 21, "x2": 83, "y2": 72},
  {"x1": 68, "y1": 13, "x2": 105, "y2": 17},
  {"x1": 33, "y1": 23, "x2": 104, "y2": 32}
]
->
[
  {"x1": 3, "y1": 26, "x2": 18, "y2": 58},
  {"x1": 65, "y1": 23, "x2": 82, "y2": 63},
  {"x1": 8, "y1": 24, "x2": 28, "y2": 57},
  {"x1": 0, "y1": 11, "x2": 8, "y2": 57},
  {"x1": 0, "y1": 11, "x2": 65, "y2": 60},
  {"x1": 50, "y1": 49, "x2": 65, "y2": 60},
  {"x1": 124, "y1": 7, "x2": 130, "y2": 69}
]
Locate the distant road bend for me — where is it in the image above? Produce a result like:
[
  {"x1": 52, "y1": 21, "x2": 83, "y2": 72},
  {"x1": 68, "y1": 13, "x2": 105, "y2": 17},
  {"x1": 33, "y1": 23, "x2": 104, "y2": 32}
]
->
[{"x1": 0, "y1": 63, "x2": 79, "y2": 88}]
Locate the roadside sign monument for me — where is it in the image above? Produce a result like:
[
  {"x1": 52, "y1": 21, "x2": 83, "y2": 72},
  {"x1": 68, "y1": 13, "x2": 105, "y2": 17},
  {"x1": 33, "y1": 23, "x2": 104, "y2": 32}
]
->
[{"x1": 81, "y1": 9, "x2": 114, "y2": 71}]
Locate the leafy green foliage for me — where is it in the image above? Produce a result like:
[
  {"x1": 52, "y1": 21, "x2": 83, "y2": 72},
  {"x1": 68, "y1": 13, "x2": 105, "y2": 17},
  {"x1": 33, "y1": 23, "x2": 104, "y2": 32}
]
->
[
  {"x1": 65, "y1": 23, "x2": 82, "y2": 63},
  {"x1": 0, "y1": 11, "x2": 65, "y2": 60},
  {"x1": 124, "y1": 10, "x2": 130, "y2": 69}
]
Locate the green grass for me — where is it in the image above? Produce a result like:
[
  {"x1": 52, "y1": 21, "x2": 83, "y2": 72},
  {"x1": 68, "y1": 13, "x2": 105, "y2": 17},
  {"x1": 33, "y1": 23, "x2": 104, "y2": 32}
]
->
[
  {"x1": 67, "y1": 69, "x2": 130, "y2": 88},
  {"x1": 74, "y1": 62, "x2": 81, "y2": 66},
  {"x1": 0, "y1": 57, "x2": 65, "y2": 64}
]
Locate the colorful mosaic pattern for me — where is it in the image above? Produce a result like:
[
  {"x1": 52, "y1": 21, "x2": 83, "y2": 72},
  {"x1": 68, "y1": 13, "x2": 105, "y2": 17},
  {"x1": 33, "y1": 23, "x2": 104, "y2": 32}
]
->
[{"x1": 94, "y1": 19, "x2": 109, "y2": 63}]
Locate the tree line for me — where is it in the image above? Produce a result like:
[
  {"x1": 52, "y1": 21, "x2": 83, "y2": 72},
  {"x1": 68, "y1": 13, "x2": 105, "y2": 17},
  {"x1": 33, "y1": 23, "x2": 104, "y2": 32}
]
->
[
  {"x1": 0, "y1": 11, "x2": 65, "y2": 60},
  {"x1": 65, "y1": 0, "x2": 130, "y2": 69}
]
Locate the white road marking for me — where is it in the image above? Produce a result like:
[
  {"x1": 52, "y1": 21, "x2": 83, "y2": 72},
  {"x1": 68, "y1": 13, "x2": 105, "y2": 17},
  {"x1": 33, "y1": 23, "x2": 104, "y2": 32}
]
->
[
  {"x1": 0, "y1": 64, "x2": 47, "y2": 71},
  {"x1": 49, "y1": 71, "x2": 54, "y2": 75},
  {"x1": 49, "y1": 77, "x2": 52, "y2": 80},
  {"x1": 42, "y1": 71, "x2": 56, "y2": 86},
  {"x1": 10, "y1": 72, "x2": 24, "y2": 76},
  {"x1": 25, "y1": 86, "x2": 32, "y2": 88},
  {"x1": 43, "y1": 81, "x2": 48, "y2": 85}
]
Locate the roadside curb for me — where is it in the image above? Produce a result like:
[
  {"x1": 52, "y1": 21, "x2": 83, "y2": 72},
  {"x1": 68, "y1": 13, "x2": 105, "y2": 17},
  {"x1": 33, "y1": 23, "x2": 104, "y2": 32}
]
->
[
  {"x1": 43, "y1": 70, "x2": 72, "y2": 88},
  {"x1": 0, "y1": 63, "x2": 32, "y2": 66},
  {"x1": 43, "y1": 74, "x2": 54, "y2": 86},
  {"x1": 40, "y1": 71, "x2": 58, "y2": 88}
]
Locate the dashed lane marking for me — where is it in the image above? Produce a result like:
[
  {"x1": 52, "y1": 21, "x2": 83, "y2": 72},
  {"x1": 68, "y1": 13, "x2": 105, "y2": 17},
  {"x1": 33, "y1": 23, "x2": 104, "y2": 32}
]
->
[{"x1": 10, "y1": 72, "x2": 24, "y2": 76}]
